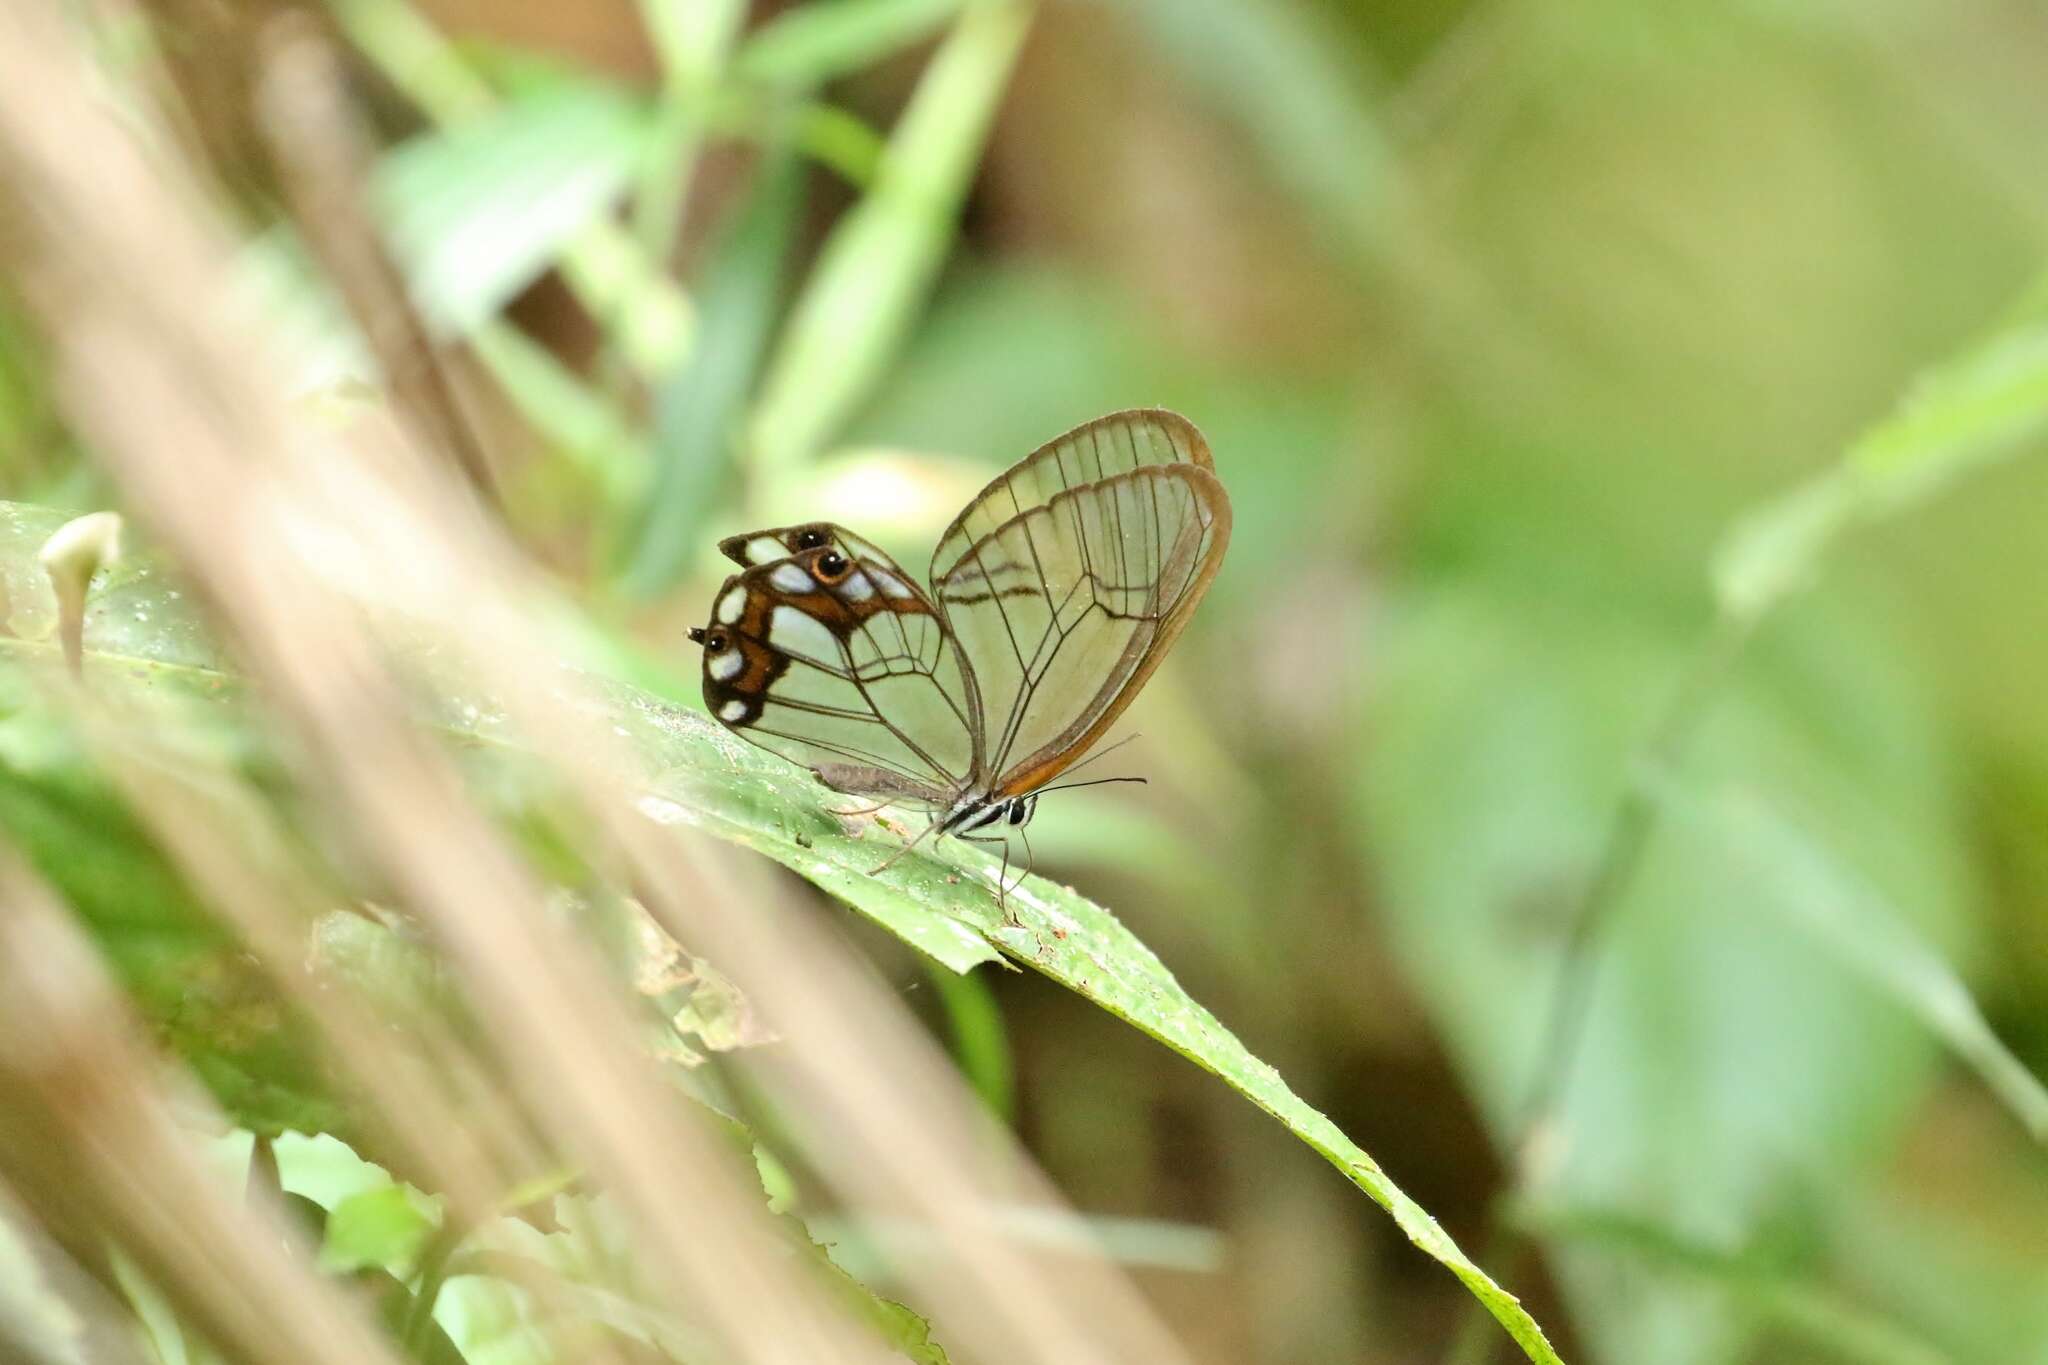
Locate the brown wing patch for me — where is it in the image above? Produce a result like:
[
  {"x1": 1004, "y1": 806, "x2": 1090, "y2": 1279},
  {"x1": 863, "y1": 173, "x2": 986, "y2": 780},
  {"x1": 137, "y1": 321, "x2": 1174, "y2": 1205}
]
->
[
  {"x1": 693, "y1": 589, "x2": 792, "y2": 730},
  {"x1": 718, "y1": 522, "x2": 886, "y2": 568}
]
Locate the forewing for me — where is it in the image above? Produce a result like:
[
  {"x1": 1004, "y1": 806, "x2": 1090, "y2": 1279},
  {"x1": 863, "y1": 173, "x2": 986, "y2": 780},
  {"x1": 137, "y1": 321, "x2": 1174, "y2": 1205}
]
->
[
  {"x1": 695, "y1": 545, "x2": 972, "y2": 804},
  {"x1": 930, "y1": 410, "x2": 1230, "y2": 796},
  {"x1": 719, "y1": 522, "x2": 904, "y2": 572}
]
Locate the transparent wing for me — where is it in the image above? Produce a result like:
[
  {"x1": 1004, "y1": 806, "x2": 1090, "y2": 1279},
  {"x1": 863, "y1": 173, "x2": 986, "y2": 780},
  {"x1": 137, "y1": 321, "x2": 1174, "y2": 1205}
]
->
[
  {"x1": 692, "y1": 544, "x2": 974, "y2": 804},
  {"x1": 929, "y1": 409, "x2": 1230, "y2": 797}
]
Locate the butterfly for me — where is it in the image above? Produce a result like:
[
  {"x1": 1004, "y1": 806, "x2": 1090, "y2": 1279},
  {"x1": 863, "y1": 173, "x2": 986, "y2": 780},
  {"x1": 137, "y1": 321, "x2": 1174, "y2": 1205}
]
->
[{"x1": 688, "y1": 409, "x2": 1230, "y2": 894}]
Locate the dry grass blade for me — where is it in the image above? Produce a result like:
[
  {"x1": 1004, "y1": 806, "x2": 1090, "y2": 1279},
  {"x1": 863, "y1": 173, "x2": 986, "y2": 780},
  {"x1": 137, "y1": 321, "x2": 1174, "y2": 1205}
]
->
[
  {"x1": 254, "y1": 12, "x2": 498, "y2": 501},
  {"x1": 67, "y1": 683, "x2": 535, "y2": 1222},
  {"x1": 0, "y1": 7, "x2": 919, "y2": 1364},
  {"x1": 0, "y1": 2, "x2": 1199, "y2": 1362},
  {"x1": 0, "y1": 1176, "x2": 158, "y2": 1365},
  {"x1": 0, "y1": 850, "x2": 406, "y2": 1365}
]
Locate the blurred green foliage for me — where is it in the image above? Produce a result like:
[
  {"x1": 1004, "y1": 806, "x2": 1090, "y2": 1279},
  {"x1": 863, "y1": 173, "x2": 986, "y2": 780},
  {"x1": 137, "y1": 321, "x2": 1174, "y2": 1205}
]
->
[
  {"x1": 3, "y1": 0, "x2": 2047, "y2": 1361},
  {"x1": 0, "y1": 495, "x2": 1559, "y2": 1357}
]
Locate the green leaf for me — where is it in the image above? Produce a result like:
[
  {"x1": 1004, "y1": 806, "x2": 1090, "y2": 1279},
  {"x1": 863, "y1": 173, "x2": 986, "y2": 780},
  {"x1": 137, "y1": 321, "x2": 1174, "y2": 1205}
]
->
[
  {"x1": 376, "y1": 79, "x2": 650, "y2": 338},
  {"x1": 336, "y1": 0, "x2": 695, "y2": 377},
  {"x1": 615, "y1": 151, "x2": 805, "y2": 596},
  {"x1": 467, "y1": 322, "x2": 648, "y2": 508},
  {"x1": 1357, "y1": 573, "x2": 1974, "y2": 1364},
  {"x1": 922, "y1": 959, "x2": 1014, "y2": 1122},
  {"x1": 1662, "y1": 785, "x2": 2048, "y2": 1143},
  {"x1": 0, "y1": 499, "x2": 1564, "y2": 1363},
  {"x1": 1522, "y1": 1204, "x2": 1953, "y2": 1365},
  {"x1": 1715, "y1": 281, "x2": 2048, "y2": 622},
  {"x1": 735, "y1": 0, "x2": 966, "y2": 90},
  {"x1": 749, "y1": 1, "x2": 1032, "y2": 485},
  {"x1": 0, "y1": 676, "x2": 347, "y2": 1141},
  {"x1": 275, "y1": 1131, "x2": 410, "y2": 1211},
  {"x1": 320, "y1": 1184, "x2": 438, "y2": 1276},
  {"x1": 1847, "y1": 280, "x2": 2048, "y2": 499}
]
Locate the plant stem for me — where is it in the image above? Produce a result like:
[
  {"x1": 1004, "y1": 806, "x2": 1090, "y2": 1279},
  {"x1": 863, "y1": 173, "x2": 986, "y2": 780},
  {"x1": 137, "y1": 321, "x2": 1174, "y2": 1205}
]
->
[
  {"x1": 1513, "y1": 615, "x2": 1755, "y2": 1146},
  {"x1": 1438, "y1": 613, "x2": 1756, "y2": 1365}
]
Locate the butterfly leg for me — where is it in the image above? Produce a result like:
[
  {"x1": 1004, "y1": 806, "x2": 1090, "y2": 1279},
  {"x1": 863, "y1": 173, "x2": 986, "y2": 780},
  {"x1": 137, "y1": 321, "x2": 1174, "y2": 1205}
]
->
[
  {"x1": 956, "y1": 829, "x2": 1019, "y2": 926},
  {"x1": 828, "y1": 798, "x2": 893, "y2": 819},
  {"x1": 866, "y1": 816, "x2": 939, "y2": 876},
  {"x1": 831, "y1": 794, "x2": 888, "y2": 818},
  {"x1": 828, "y1": 797, "x2": 898, "y2": 840}
]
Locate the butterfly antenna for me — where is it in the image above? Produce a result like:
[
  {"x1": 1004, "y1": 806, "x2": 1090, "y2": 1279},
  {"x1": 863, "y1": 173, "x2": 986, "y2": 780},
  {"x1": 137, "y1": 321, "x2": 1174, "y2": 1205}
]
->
[
  {"x1": 1057, "y1": 731, "x2": 1143, "y2": 779},
  {"x1": 1040, "y1": 775, "x2": 1150, "y2": 794}
]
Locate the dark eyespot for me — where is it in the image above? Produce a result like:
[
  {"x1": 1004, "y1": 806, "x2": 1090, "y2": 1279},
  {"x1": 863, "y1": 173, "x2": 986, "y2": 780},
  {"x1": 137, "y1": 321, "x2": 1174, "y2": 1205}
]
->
[
  {"x1": 703, "y1": 630, "x2": 728, "y2": 651},
  {"x1": 795, "y1": 528, "x2": 829, "y2": 550},
  {"x1": 817, "y1": 550, "x2": 849, "y2": 578}
]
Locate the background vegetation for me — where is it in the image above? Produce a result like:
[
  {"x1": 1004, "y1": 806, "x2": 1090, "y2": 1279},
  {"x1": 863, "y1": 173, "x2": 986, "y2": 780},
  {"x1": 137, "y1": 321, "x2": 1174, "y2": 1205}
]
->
[{"x1": 1, "y1": 1, "x2": 2046, "y2": 1362}]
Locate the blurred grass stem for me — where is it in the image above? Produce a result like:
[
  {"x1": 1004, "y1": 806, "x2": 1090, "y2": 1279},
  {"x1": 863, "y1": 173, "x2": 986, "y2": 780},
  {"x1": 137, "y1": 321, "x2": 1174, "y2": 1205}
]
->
[
  {"x1": 257, "y1": 15, "x2": 497, "y2": 502},
  {"x1": 1515, "y1": 616, "x2": 1759, "y2": 1158}
]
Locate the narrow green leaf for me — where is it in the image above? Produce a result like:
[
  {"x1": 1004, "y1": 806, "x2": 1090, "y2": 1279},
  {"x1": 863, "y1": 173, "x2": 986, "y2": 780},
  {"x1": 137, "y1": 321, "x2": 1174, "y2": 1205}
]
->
[
  {"x1": 110, "y1": 1253, "x2": 196, "y2": 1365},
  {"x1": 923, "y1": 959, "x2": 1015, "y2": 1121},
  {"x1": 0, "y1": 500, "x2": 1563, "y2": 1362},
  {"x1": 1711, "y1": 470, "x2": 1858, "y2": 624},
  {"x1": 375, "y1": 82, "x2": 650, "y2": 338},
  {"x1": 641, "y1": 0, "x2": 746, "y2": 86},
  {"x1": 749, "y1": 1, "x2": 1033, "y2": 489},
  {"x1": 633, "y1": 0, "x2": 746, "y2": 278},
  {"x1": 1715, "y1": 280, "x2": 2048, "y2": 622},
  {"x1": 1524, "y1": 1204, "x2": 1954, "y2": 1365},
  {"x1": 320, "y1": 1184, "x2": 438, "y2": 1275},
  {"x1": 467, "y1": 323, "x2": 647, "y2": 509},
  {"x1": 736, "y1": 0, "x2": 967, "y2": 90},
  {"x1": 329, "y1": 0, "x2": 496, "y2": 126},
  {"x1": 336, "y1": 0, "x2": 695, "y2": 376},
  {"x1": 616, "y1": 152, "x2": 806, "y2": 596},
  {"x1": 1848, "y1": 283, "x2": 2048, "y2": 500},
  {"x1": 1665, "y1": 784, "x2": 2048, "y2": 1143},
  {"x1": 964, "y1": 862, "x2": 1561, "y2": 1361}
]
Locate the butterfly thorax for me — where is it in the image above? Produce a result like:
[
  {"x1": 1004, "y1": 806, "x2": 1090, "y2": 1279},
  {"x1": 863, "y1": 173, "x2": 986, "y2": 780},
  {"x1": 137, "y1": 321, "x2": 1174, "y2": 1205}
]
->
[{"x1": 940, "y1": 791, "x2": 1038, "y2": 836}]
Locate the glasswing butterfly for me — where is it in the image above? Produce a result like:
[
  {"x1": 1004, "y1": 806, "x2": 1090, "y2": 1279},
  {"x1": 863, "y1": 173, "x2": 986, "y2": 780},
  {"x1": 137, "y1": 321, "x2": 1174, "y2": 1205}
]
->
[{"x1": 688, "y1": 409, "x2": 1230, "y2": 896}]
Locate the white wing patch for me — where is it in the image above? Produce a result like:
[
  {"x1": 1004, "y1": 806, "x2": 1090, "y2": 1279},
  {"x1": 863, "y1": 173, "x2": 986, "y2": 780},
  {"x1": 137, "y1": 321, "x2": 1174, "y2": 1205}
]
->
[{"x1": 769, "y1": 562, "x2": 814, "y2": 594}]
